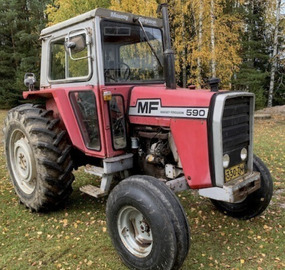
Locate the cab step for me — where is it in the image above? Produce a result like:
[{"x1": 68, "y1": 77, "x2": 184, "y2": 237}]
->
[
  {"x1": 79, "y1": 185, "x2": 108, "y2": 198},
  {"x1": 84, "y1": 165, "x2": 104, "y2": 177}
]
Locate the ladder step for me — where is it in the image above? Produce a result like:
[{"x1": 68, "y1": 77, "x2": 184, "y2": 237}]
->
[
  {"x1": 79, "y1": 185, "x2": 107, "y2": 198},
  {"x1": 84, "y1": 165, "x2": 104, "y2": 177}
]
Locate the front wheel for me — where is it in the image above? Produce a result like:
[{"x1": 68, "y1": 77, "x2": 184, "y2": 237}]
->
[
  {"x1": 211, "y1": 155, "x2": 273, "y2": 220},
  {"x1": 106, "y1": 175, "x2": 190, "y2": 270}
]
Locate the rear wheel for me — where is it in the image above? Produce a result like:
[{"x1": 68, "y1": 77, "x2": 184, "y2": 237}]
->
[
  {"x1": 211, "y1": 155, "x2": 273, "y2": 219},
  {"x1": 106, "y1": 175, "x2": 190, "y2": 270},
  {"x1": 4, "y1": 104, "x2": 74, "y2": 211}
]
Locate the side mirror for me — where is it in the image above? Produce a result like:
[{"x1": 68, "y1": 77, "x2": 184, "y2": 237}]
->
[
  {"x1": 66, "y1": 41, "x2": 76, "y2": 49},
  {"x1": 66, "y1": 34, "x2": 88, "y2": 61},
  {"x1": 24, "y1": 73, "x2": 36, "y2": 91}
]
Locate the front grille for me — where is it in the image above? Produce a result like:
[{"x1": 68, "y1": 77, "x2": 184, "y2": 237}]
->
[{"x1": 222, "y1": 97, "x2": 250, "y2": 167}]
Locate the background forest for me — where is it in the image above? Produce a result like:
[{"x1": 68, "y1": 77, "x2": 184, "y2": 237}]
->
[{"x1": 0, "y1": 0, "x2": 284, "y2": 109}]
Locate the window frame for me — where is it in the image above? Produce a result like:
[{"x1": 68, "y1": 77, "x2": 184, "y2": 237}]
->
[
  {"x1": 48, "y1": 29, "x2": 93, "y2": 84},
  {"x1": 100, "y1": 19, "x2": 165, "y2": 85}
]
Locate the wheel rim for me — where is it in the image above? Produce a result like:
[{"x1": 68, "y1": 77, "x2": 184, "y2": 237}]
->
[
  {"x1": 9, "y1": 129, "x2": 37, "y2": 194},
  {"x1": 117, "y1": 206, "x2": 153, "y2": 258}
]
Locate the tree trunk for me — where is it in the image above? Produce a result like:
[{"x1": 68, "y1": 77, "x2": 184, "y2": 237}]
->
[
  {"x1": 268, "y1": 0, "x2": 281, "y2": 108},
  {"x1": 181, "y1": 0, "x2": 187, "y2": 88},
  {"x1": 197, "y1": 0, "x2": 203, "y2": 87},
  {"x1": 210, "y1": 0, "x2": 216, "y2": 78}
]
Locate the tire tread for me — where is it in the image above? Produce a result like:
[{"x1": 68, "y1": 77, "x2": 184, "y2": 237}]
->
[{"x1": 4, "y1": 104, "x2": 74, "y2": 212}]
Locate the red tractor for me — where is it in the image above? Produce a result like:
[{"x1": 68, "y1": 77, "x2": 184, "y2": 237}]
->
[{"x1": 4, "y1": 4, "x2": 273, "y2": 270}]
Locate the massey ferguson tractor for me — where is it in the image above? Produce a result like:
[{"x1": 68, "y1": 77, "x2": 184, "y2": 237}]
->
[{"x1": 4, "y1": 4, "x2": 273, "y2": 270}]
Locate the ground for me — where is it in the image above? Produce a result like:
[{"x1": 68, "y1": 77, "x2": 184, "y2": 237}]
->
[
  {"x1": 0, "y1": 108, "x2": 284, "y2": 270},
  {"x1": 256, "y1": 105, "x2": 285, "y2": 115}
]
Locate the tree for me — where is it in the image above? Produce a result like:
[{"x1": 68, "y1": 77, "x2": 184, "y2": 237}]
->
[
  {"x1": 0, "y1": 0, "x2": 50, "y2": 108},
  {"x1": 173, "y1": 0, "x2": 242, "y2": 88},
  {"x1": 46, "y1": 0, "x2": 111, "y2": 25},
  {"x1": 232, "y1": 0, "x2": 270, "y2": 108},
  {"x1": 197, "y1": 0, "x2": 204, "y2": 87},
  {"x1": 110, "y1": 0, "x2": 158, "y2": 17},
  {"x1": 268, "y1": 0, "x2": 282, "y2": 107},
  {"x1": 210, "y1": 0, "x2": 216, "y2": 78}
]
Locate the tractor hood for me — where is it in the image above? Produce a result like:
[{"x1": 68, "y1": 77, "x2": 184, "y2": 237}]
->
[{"x1": 128, "y1": 85, "x2": 216, "y2": 126}]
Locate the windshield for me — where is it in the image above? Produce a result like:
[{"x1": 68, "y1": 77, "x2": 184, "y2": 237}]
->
[{"x1": 101, "y1": 20, "x2": 164, "y2": 83}]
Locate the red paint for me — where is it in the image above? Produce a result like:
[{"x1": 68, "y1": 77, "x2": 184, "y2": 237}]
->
[
  {"x1": 129, "y1": 86, "x2": 214, "y2": 108},
  {"x1": 24, "y1": 84, "x2": 215, "y2": 188},
  {"x1": 127, "y1": 86, "x2": 215, "y2": 189},
  {"x1": 23, "y1": 86, "x2": 126, "y2": 158},
  {"x1": 170, "y1": 119, "x2": 212, "y2": 188}
]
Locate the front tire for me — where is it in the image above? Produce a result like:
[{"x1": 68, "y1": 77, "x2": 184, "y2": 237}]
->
[
  {"x1": 4, "y1": 104, "x2": 74, "y2": 211},
  {"x1": 106, "y1": 175, "x2": 190, "y2": 270},
  {"x1": 211, "y1": 155, "x2": 273, "y2": 219}
]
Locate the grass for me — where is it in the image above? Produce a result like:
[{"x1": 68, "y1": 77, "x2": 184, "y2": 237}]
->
[{"x1": 0, "y1": 110, "x2": 284, "y2": 270}]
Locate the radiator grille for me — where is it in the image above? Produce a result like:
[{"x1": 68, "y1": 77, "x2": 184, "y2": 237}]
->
[{"x1": 222, "y1": 97, "x2": 251, "y2": 167}]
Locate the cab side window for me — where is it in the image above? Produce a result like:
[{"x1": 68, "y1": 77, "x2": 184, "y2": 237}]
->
[
  {"x1": 109, "y1": 96, "x2": 127, "y2": 150},
  {"x1": 49, "y1": 31, "x2": 91, "y2": 81},
  {"x1": 70, "y1": 91, "x2": 100, "y2": 150},
  {"x1": 50, "y1": 39, "x2": 66, "y2": 80}
]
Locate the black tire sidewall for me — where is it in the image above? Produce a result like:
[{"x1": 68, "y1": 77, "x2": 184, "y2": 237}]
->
[
  {"x1": 107, "y1": 181, "x2": 177, "y2": 270},
  {"x1": 131, "y1": 175, "x2": 190, "y2": 270},
  {"x1": 212, "y1": 155, "x2": 273, "y2": 219}
]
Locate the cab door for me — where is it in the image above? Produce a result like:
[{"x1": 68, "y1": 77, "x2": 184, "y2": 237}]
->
[{"x1": 99, "y1": 87, "x2": 129, "y2": 158}]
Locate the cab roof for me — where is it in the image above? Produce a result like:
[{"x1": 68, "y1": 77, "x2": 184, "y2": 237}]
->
[{"x1": 41, "y1": 8, "x2": 163, "y2": 37}]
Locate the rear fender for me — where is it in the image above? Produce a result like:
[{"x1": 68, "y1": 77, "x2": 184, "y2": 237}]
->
[{"x1": 23, "y1": 88, "x2": 106, "y2": 158}]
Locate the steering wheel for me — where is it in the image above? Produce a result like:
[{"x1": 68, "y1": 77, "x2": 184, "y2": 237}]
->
[
  {"x1": 104, "y1": 62, "x2": 131, "y2": 82},
  {"x1": 119, "y1": 62, "x2": 131, "y2": 81}
]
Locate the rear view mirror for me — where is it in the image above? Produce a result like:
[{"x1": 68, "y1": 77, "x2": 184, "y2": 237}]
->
[
  {"x1": 24, "y1": 73, "x2": 36, "y2": 91},
  {"x1": 67, "y1": 34, "x2": 86, "y2": 54},
  {"x1": 66, "y1": 30, "x2": 91, "y2": 61}
]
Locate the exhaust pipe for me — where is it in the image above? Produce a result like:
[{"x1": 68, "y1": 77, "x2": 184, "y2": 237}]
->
[{"x1": 158, "y1": 3, "x2": 176, "y2": 89}]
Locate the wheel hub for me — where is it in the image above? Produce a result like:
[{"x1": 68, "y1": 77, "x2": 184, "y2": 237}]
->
[
  {"x1": 19, "y1": 152, "x2": 27, "y2": 170},
  {"x1": 10, "y1": 131, "x2": 37, "y2": 195},
  {"x1": 118, "y1": 206, "x2": 153, "y2": 258}
]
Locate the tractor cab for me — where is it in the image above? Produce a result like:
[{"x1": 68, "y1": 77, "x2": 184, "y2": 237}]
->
[
  {"x1": 33, "y1": 8, "x2": 170, "y2": 162},
  {"x1": 39, "y1": 8, "x2": 165, "y2": 88},
  {"x1": 31, "y1": 8, "x2": 169, "y2": 162}
]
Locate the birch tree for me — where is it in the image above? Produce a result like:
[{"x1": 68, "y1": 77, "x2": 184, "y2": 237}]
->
[
  {"x1": 268, "y1": 0, "x2": 282, "y2": 107},
  {"x1": 210, "y1": 0, "x2": 216, "y2": 78},
  {"x1": 197, "y1": 0, "x2": 204, "y2": 87},
  {"x1": 185, "y1": 0, "x2": 242, "y2": 88}
]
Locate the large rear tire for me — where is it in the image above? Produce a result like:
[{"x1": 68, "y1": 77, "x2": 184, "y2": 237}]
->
[
  {"x1": 106, "y1": 175, "x2": 190, "y2": 270},
  {"x1": 4, "y1": 104, "x2": 74, "y2": 211},
  {"x1": 211, "y1": 155, "x2": 273, "y2": 220}
]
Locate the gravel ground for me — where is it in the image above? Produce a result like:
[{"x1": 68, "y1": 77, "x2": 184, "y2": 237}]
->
[{"x1": 256, "y1": 105, "x2": 285, "y2": 115}]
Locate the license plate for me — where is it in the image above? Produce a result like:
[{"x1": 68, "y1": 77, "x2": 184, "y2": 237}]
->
[{"x1": 225, "y1": 163, "x2": 246, "y2": 182}]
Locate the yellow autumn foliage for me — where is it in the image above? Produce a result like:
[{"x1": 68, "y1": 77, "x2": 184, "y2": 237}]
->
[
  {"x1": 46, "y1": 0, "x2": 110, "y2": 26},
  {"x1": 169, "y1": 0, "x2": 243, "y2": 89},
  {"x1": 110, "y1": 0, "x2": 158, "y2": 17}
]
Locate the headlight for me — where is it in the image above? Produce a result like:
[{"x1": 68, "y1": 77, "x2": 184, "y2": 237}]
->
[
  {"x1": 240, "y1": 148, "x2": 248, "y2": 161},
  {"x1": 223, "y1": 154, "x2": 230, "y2": 168}
]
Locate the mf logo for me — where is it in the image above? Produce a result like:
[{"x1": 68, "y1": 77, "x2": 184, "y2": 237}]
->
[{"x1": 137, "y1": 101, "x2": 159, "y2": 114}]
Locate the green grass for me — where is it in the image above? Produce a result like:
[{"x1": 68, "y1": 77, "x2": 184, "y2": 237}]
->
[{"x1": 0, "y1": 110, "x2": 284, "y2": 270}]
